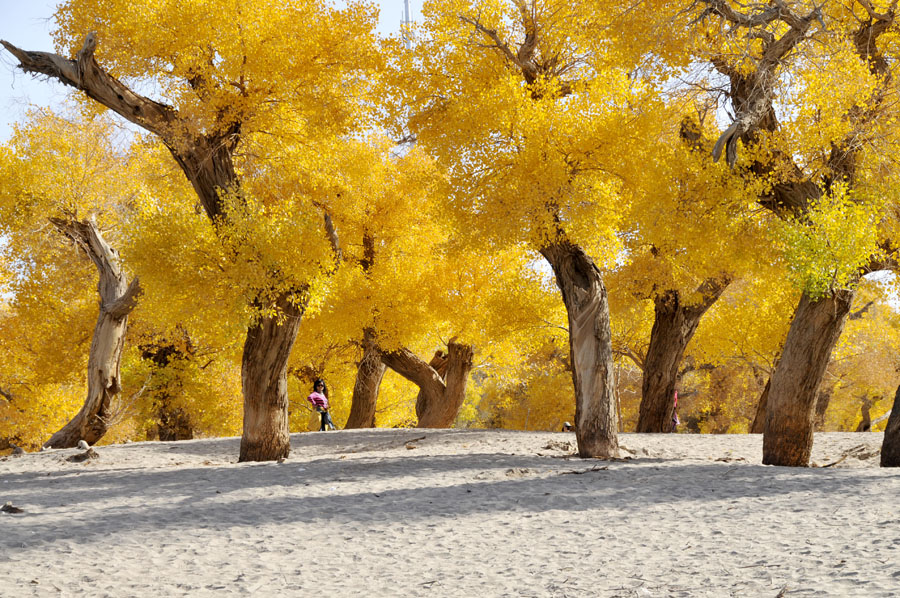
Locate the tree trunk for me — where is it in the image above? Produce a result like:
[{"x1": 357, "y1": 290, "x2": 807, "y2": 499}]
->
[
  {"x1": 813, "y1": 387, "x2": 832, "y2": 431},
  {"x1": 762, "y1": 290, "x2": 854, "y2": 466},
  {"x1": 855, "y1": 396, "x2": 873, "y2": 432},
  {"x1": 880, "y1": 385, "x2": 900, "y2": 467},
  {"x1": 157, "y1": 406, "x2": 194, "y2": 441},
  {"x1": 381, "y1": 340, "x2": 474, "y2": 428},
  {"x1": 1, "y1": 37, "x2": 311, "y2": 462},
  {"x1": 750, "y1": 378, "x2": 770, "y2": 434},
  {"x1": 239, "y1": 293, "x2": 305, "y2": 462},
  {"x1": 44, "y1": 218, "x2": 140, "y2": 448},
  {"x1": 140, "y1": 337, "x2": 195, "y2": 441},
  {"x1": 539, "y1": 241, "x2": 619, "y2": 458},
  {"x1": 637, "y1": 278, "x2": 730, "y2": 433},
  {"x1": 417, "y1": 342, "x2": 473, "y2": 427},
  {"x1": 345, "y1": 329, "x2": 386, "y2": 429}
]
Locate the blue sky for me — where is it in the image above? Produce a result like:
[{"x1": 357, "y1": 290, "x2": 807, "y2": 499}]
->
[{"x1": 0, "y1": 0, "x2": 422, "y2": 142}]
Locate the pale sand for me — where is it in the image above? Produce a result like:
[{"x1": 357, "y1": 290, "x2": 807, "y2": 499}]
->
[{"x1": 1, "y1": 429, "x2": 897, "y2": 597}]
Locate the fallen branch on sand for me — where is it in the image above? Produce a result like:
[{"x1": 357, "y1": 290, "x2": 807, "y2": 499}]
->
[{"x1": 558, "y1": 465, "x2": 608, "y2": 475}]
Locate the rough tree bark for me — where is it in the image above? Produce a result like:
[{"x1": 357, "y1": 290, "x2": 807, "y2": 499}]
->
[
  {"x1": 44, "y1": 217, "x2": 140, "y2": 448},
  {"x1": 1, "y1": 35, "x2": 307, "y2": 461},
  {"x1": 540, "y1": 241, "x2": 619, "y2": 458},
  {"x1": 381, "y1": 340, "x2": 474, "y2": 428},
  {"x1": 762, "y1": 290, "x2": 854, "y2": 466},
  {"x1": 637, "y1": 277, "x2": 730, "y2": 433},
  {"x1": 751, "y1": 374, "x2": 830, "y2": 434},
  {"x1": 344, "y1": 328, "x2": 386, "y2": 429},
  {"x1": 880, "y1": 385, "x2": 900, "y2": 467},
  {"x1": 239, "y1": 293, "x2": 304, "y2": 461}
]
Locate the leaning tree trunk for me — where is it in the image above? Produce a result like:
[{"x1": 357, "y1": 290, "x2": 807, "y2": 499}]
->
[
  {"x1": 1, "y1": 36, "x2": 309, "y2": 462},
  {"x1": 381, "y1": 340, "x2": 474, "y2": 429},
  {"x1": 763, "y1": 290, "x2": 854, "y2": 466},
  {"x1": 239, "y1": 293, "x2": 305, "y2": 462},
  {"x1": 44, "y1": 218, "x2": 140, "y2": 448},
  {"x1": 345, "y1": 329, "x2": 387, "y2": 429},
  {"x1": 880, "y1": 385, "x2": 900, "y2": 467},
  {"x1": 637, "y1": 278, "x2": 730, "y2": 433},
  {"x1": 750, "y1": 378, "x2": 770, "y2": 434},
  {"x1": 540, "y1": 241, "x2": 619, "y2": 458}
]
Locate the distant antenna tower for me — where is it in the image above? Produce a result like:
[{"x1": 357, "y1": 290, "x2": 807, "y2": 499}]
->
[{"x1": 401, "y1": 0, "x2": 414, "y2": 49}]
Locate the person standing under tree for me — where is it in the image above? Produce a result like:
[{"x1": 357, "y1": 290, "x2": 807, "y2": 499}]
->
[
  {"x1": 671, "y1": 390, "x2": 680, "y2": 433},
  {"x1": 307, "y1": 379, "x2": 337, "y2": 431}
]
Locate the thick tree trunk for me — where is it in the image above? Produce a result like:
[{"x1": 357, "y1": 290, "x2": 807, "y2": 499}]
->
[
  {"x1": 239, "y1": 293, "x2": 304, "y2": 462},
  {"x1": 381, "y1": 340, "x2": 474, "y2": 428},
  {"x1": 763, "y1": 290, "x2": 854, "y2": 466},
  {"x1": 637, "y1": 278, "x2": 730, "y2": 433},
  {"x1": 345, "y1": 329, "x2": 386, "y2": 429},
  {"x1": 880, "y1": 385, "x2": 900, "y2": 467},
  {"x1": 417, "y1": 342, "x2": 473, "y2": 427},
  {"x1": 540, "y1": 241, "x2": 619, "y2": 458},
  {"x1": 44, "y1": 218, "x2": 140, "y2": 448}
]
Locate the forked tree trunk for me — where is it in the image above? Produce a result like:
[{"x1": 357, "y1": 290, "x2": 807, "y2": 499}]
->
[
  {"x1": 345, "y1": 329, "x2": 386, "y2": 429},
  {"x1": 239, "y1": 293, "x2": 305, "y2": 462},
  {"x1": 880, "y1": 385, "x2": 900, "y2": 467},
  {"x1": 637, "y1": 278, "x2": 730, "y2": 433},
  {"x1": 763, "y1": 290, "x2": 854, "y2": 466},
  {"x1": 381, "y1": 340, "x2": 474, "y2": 428},
  {"x1": 44, "y1": 218, "x2": 140, "y2": 448},
  {"x1": 540, "y1": 241, "x2": 619, "y2": 458},
  {"x1": 417, "y1": 342, "x2": 473, "y2": 427}
]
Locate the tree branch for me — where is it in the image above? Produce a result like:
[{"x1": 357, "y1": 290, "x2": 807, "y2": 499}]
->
[
  {"x1": 103, "y1": 277, "x2": 142, "y2": 319},
  {"x1": 381, "y1": 346, "x2": 446, "y2": 394},
  {"x1": 1, "y1": 34, "x2": 180, "y2": 143}
]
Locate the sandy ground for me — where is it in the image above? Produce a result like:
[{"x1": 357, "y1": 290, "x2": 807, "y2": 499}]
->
[{"x1": 0, "y1": 429, "x2": 897, "y2": 597}]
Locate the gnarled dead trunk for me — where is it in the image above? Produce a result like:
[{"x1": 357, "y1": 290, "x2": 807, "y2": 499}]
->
[
  {"x1": 44, "y1": 217, "x2": 140, "y2": 448},
  {"x1": 763, "y1": 290, "x2": 854, "y2": 466},
  {"x1": 381, "y1": 340, "x2": 474, "y2": 428},
  {"x1": 239, "y1": 293, "x2": 305, "y2": 461},
  {"x1": 637, "y1": 278, "x2": 730, "y2": 433},
  {"x1": 880, "y1": 385, "x2": 900, "y2": 467},
  {"x1": 345, "y1": 328, "x2": 386, "y2": 428},
  {"x1": 540, "y1": 241, "x2": 618, "y2": 458}
]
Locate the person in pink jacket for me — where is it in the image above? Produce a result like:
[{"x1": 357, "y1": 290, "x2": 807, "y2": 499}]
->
[{"x1": 307, "y1": 379, "x2": 336, "y2": 431}]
